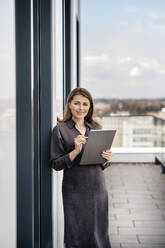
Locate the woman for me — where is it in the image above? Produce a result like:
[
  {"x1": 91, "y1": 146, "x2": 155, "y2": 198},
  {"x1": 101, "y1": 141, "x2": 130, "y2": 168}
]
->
[{"x1": 50, "y1": 88, "x2": 112, "y2": 248}]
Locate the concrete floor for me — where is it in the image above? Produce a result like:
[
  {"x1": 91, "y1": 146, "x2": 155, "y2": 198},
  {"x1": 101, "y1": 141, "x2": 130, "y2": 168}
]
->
[{"x1": 105, "y1": 163, "x2": 165, "y2": 248}]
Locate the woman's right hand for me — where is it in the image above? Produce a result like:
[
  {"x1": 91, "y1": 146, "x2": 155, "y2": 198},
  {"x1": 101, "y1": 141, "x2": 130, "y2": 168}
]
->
[
  {"x1": 74, "y1": 135, "x2": 87, "y2": 154},
  {"x1": 69, "y1": 135, "x2": 87, "y2": 161}
]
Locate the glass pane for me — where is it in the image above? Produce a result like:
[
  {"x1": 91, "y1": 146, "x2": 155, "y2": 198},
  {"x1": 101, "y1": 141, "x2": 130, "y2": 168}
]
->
[
  {"x1": 82, "y1": 0, "x2": 165, "y2": 151},
  {"x1": 0, "y1": 1, "x2": 16, "y2": 247},
  {"x1": 71, "y1": 0, "x2": 78, "y2": 89},
  {"x1": 52, "y1": 0, "x2": 64, "y2": 247},
  {"x1": 52, "y1": 0, "x2": 63, "y2": 120}
]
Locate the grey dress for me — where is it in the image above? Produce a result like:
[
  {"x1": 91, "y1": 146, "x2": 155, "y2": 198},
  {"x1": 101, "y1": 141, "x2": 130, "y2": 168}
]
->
[{"x1": 50, "y1": 119, "x2": 111, "y2": 248}]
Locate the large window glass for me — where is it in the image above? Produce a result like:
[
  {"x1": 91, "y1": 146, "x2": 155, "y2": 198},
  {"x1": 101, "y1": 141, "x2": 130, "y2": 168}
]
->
[
  {"x1": 52, "y1": 0, "x2": 63, "y2": 120},
  {"x1": 71, "y1": 0, "x2": 80, "y2": 88},
  {"x1": 52, "y1": 0, "x2": 64, "y2": 247},
  {"x1": 82, "y1": 1, "x2": 165, "y2": 152},
  {"x1": 0, "y1": 1, "x2": 16, "y2": 247}
]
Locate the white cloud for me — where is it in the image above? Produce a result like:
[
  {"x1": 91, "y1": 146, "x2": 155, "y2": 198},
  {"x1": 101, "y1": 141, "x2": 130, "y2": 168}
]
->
[
  {"x1": 129, "y1": 67, "x2": 142, "y2": 77},
  {"x1": 118, "y1": 57, "x2": 133, "y2": 65},
  {"x1": 148, "y1": 11, "x2": 165, "y2": 24},
  {"x1": 137, "y1": 58, "x2": 159, "y2": 69},
  {"x1": 148, "y1": 11, "x2": 162, "y2": 21},
  {"x1": 126, "y1": 7, "x2": 137, "y2": 13},
  {"x1": 132, "y1": 27, "x2": 144, "y2": 33},
  {"x1": 118, "y1": 56, "x2": 165, "y2": 76},
  {"x1": 137, "y1": 57, "x2": 165, "y2": 75},
  {"x1": 158, "y1": 69, "x2": 165, "y2": 75},
  {"x1": 118, "y1": 21, "x2": 129, "y2": 26},
  {"x1": 83, "y1": 54, "x2": 108, "y2": 66}
]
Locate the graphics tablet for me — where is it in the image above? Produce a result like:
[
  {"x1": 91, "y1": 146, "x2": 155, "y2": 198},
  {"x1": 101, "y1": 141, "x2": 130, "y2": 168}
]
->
[{"x1": 80, "y1": 129, "x2": 116, "y2": 165}]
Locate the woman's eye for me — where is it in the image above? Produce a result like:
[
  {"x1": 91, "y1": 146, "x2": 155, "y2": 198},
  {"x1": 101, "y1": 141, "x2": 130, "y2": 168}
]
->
[{"x1": 73, "y1": 102, "x2": 89, "y2": 106}]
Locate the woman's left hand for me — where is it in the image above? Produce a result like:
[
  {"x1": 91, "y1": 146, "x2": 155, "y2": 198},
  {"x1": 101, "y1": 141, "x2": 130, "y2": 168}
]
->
[{"x1": 101, "y1": 150, "x2": 112, "y2": 166}]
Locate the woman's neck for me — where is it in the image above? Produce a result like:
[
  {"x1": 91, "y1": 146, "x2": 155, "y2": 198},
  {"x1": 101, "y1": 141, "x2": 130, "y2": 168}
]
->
[{"x1": 72, "y1": 117, "x2": 85, "y2": 128}]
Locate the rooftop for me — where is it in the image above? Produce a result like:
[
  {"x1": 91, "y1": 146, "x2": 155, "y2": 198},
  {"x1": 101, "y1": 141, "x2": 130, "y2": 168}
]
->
[{"x1": 106, "y1": 163, "x2": 165, "y2": 248}]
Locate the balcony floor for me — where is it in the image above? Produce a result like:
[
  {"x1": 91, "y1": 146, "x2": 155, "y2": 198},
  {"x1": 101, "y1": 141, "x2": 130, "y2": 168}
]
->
[{"x1": 105, "y1": 163, "x2": 165, "y2": 248}]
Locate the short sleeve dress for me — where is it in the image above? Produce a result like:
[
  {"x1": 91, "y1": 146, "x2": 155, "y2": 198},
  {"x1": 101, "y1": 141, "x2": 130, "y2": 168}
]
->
[{"x1": 50, "y1": 119, "x2": 111, "y2": 248}]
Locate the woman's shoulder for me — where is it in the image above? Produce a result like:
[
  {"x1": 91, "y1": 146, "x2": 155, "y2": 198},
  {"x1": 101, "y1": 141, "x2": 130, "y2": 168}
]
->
[
  {"x1": 51, "y1": 122, "x2": 68, "y2": 140},
  {"x1": 52, "y1": 121, "x2": 67, "y2": 132}
]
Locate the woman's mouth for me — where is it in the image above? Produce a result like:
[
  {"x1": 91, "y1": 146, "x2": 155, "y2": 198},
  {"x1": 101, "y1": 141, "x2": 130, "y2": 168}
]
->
[{"x1": 76, "y1": 112, "x2": 84, "y2": 114}]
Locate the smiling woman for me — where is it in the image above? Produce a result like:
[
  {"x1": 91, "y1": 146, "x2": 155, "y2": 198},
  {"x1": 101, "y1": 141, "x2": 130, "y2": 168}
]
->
[{"x1": 50, "y1": 88, "x2": 112, "y2": 248}]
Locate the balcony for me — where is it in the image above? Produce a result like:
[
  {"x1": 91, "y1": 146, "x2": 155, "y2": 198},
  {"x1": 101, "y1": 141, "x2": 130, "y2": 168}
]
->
[
  {"x1": 106, "y1": 163, "x2": 165, "y2": 248},
  {"x1": 97, "y1": 114, "x2": 165, "y2": 247}
]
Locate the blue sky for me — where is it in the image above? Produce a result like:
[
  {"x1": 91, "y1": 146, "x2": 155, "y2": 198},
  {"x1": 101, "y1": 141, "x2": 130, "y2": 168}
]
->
[
  {"x1": 81, "y1": 0, "x2": 165, "y2": 99},
  {"x1": 1, "y1": 1, "x2": 165, "y2": 100}
]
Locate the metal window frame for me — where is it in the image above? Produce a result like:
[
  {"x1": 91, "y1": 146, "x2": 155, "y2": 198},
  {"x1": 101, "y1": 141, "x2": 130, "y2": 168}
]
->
[
  {"x1": 76, "y1": 17, "x2": 80, "y2": 87},
  {"x1": 16, "y1": 0, "x2": 33, "y2": 246},
  {"x1": 16, "y1": 0, "x2": 52, "y2": 247},
  {"x1": 39, "y1": 0, "x2": 52, "y2": 247},
  {"x1": 77, "y1": 0, "x2": 81, "y2": 87},
  {"x1": 63, "y1": 0, "x2": 81, "y2": 105},
  {"x1": 63, "y1": 0, "x2": 72, "y2": 105}
]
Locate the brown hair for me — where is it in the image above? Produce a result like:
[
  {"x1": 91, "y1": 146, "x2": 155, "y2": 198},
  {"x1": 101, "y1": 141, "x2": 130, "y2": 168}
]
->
[{"x1": 57, "y1": 87, "x2": 101, "y2": 127}]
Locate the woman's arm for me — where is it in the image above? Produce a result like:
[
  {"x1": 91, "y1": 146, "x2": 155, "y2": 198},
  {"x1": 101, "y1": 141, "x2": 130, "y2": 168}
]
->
[
  {"x1": 69, "y1": 149, "x2": 80, "y2": 161},
  {"x1": 50, "y1": 125, "x2": 74, "y2": 171}
]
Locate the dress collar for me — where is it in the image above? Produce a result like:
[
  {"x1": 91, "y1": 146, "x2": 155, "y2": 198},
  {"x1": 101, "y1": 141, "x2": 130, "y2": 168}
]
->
[{"x1": 66, "y1": 118, "x2": 93, "y2": 129}]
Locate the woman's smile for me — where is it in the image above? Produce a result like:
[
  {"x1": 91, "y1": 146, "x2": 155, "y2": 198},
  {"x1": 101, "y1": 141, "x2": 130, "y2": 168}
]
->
[{"x1": 76, "y1": 111, "x2": 84, "y2": 114}]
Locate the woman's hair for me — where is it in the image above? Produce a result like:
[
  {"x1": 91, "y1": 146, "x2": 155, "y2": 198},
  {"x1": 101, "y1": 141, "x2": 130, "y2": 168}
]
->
[{"x1": 57, "y1": 87, "x2": 101, "y2": 127}]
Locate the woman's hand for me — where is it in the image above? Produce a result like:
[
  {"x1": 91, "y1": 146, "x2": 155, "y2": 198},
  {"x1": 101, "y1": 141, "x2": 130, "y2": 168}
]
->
[
  {"x1": 69, "y1": 135, "x2": 87, "y2": 161},
  {"x1": 74, "y1": 135, "x2": 87, "y2": 154},
  {"x1": 101, "y1": 149, "x2": 112, "y2": 166}
]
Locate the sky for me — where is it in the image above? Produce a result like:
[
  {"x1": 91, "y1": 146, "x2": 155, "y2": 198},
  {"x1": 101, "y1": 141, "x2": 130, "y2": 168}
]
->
[
  {"x1": 1, "y1": 0, "x2": 165, "y2": 100},
  {"x1": 81, "y1": 0, "x2": 165, "y2": 99}
]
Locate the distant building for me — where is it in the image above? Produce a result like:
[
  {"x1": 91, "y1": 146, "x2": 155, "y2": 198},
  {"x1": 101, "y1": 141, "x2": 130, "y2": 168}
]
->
[
  {"x1": 123, "y1": 116, "x2": 153, "y2": 147},
  {"x1": 147, "y1": 108, "x2": 165, "y2": 118},
  {"x1": 100, "y1": 115, "x2": 164, "y2": 148}
]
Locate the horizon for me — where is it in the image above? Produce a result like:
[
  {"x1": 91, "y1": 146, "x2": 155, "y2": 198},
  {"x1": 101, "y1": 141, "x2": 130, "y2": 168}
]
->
[{"x1": 94, "y1": 97, "x2": 165, "y2": 100}]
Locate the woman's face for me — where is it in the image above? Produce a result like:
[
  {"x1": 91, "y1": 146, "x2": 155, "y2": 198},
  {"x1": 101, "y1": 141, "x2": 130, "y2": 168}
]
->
[{"x1": 69, "y1": 94, "x2": 90, "y2": 120}]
